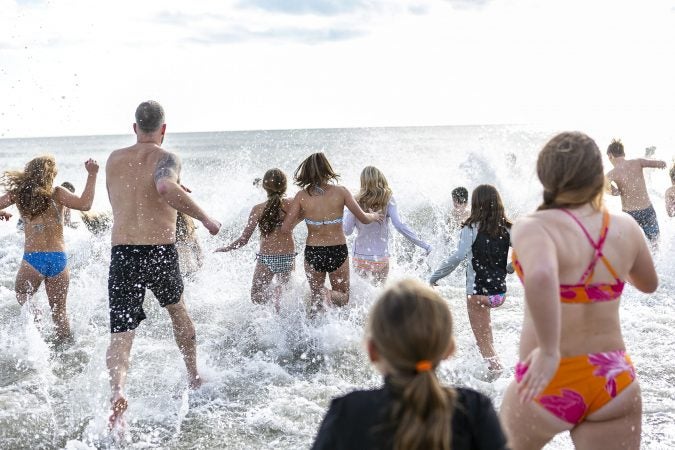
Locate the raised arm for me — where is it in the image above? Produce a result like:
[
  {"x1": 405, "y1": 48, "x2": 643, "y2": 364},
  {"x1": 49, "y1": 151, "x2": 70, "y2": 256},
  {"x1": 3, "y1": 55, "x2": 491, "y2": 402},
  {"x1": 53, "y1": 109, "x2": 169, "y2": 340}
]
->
[
  {"x1": 429, "y1": 225, "x2": 474, "y2": 285},
  {"x1": 279, "y1": 192, "x2": 303, "y2": 234},
  {"x1": 639, "y1": 158, "x2": 667, "y2": 169},
  {"x1": 388, "y1": 198, "x2": 431, "y2": 254},
  {"x1": 154, "y1": 151, "x2": 221, "y2": 235},
  {"x1": 215, "y1": 207, "x2": 260, "y2": 252},
  {"x1": 53, "y1": 159, "x2": 98, "y2": 211},
  {"x1": 343, "y1": 187, "x2": 383, "y2": 224},
  {"x1": 512, "y1": 218, "x2": 561, "y2": 404}
]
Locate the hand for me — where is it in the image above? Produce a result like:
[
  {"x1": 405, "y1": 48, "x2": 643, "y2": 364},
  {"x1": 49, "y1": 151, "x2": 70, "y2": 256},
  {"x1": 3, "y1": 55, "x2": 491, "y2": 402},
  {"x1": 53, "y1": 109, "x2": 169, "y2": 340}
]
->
[
  {"x1": 517, "y1": 347, "x2": 560, "y2": 404},
  {"x1": 658, "y1": 161, "x2": 667, "y2": 169},
  {"x1": 0, "y1": 210, "x2": 11, "y2": 221},
  {"x1": 203, "y1": 217, "x2": 221, "y2": 235},
  {"x1": 85, "y1": 158, "x2": 99, "y2": 174},
  {"x1": 424, "y1": 246, "x2": 432, "y2": 257},
  {"x1": 370, "y1": 212, "x2": 385, "y2": 224}
]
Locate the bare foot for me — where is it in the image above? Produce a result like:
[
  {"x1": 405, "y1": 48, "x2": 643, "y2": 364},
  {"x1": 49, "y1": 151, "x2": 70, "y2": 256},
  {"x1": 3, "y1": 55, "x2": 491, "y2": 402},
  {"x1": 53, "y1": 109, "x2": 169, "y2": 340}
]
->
[
  {"x1": 189, "y1": 374, "x2": 202, "y2": 390},
  {"x1": 108, "y1": 394, "x2": 128, "y2": 432}
]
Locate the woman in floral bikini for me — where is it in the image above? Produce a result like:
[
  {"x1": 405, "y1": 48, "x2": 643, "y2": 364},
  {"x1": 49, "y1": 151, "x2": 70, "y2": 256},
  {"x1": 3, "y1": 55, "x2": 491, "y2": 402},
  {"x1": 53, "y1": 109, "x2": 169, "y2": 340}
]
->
[{"x1": 500, "y1": 132, "x2": 658, "y2": 450}]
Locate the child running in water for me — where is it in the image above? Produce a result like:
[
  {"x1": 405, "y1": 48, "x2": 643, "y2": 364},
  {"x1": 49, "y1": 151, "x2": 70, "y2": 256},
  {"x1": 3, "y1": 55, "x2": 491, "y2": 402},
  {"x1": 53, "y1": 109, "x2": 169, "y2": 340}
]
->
[
  {"x1": 216, "y1": 169, "x2": 299, "y2": 307},
  {"x1": 280, "y1": 153, "x2": 382, "y2": 310},
  {"x1": 0, "y1": 155, "x2": 98, "y2": 344},
  {"x1": 343, "y1": 166, "x2": 431, "y2": 285},
  {"x1": 430, "y1": 184, "x2": 511, "y2": 375},
  {"x1": 311, "y1": 279, "x2": 508, "y2": 450}
]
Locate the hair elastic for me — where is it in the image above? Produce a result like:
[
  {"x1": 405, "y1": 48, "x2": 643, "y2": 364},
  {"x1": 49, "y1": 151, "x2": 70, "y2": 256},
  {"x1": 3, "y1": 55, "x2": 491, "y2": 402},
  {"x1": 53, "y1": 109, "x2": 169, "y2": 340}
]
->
[{"x1": 415, "y1": 360, "x2": 433, "y2": 373}]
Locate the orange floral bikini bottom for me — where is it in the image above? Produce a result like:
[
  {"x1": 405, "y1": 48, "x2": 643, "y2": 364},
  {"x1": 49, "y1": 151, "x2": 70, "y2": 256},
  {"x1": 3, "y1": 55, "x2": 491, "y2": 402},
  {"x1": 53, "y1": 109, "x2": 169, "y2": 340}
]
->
[{"x1": 515, "y1": 350, "x2": 636, "y2": 424}]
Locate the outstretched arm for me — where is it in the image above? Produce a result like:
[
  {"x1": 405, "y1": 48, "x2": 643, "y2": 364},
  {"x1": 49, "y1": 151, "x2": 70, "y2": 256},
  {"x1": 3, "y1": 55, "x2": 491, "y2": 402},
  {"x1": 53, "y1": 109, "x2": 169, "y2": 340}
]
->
[
  {"x1": 53, "y1": 159, "x2": 98, "y2": 211},
  {"x1": 0, "y1": 193, "x2": 14, "y2": 210},
  {"x1": 388, "y1": 199, "x2": 431, "y2": 253},
  {"x1": 343, "y1": 188, "x2": 383, "y2": 224},
  {"x1": 512, "y1": 218, "x2": 560, "y2": 404},
  {"x1": 639, "y1": 158, "x2": 667, "y2": 169},
  {"x1": 429, "y1": 225, "x2": 473, "y2": 285},
  {"x1": 154, "y1": 152, "x2": 221, "y2": 235},
  {"x1": 280, "y1": 193, "x2": 302, "y2": 234},
  {"x1": 215, "y1": 207, "x2": 260, "y2": 252},
  {"x1": 342, "y1": 209, "x2": 356, "y2": 236}
]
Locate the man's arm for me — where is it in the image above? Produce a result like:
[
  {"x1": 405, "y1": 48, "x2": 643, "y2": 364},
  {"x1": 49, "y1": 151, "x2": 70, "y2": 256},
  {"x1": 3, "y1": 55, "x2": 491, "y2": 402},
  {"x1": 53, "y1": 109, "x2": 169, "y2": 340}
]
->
[
  {"x1": 639, "y1": 158, "x2": 667, "y2": 169},
  {"x1": 605, "y1": 174, "x2": 620, "y2": 196},
  {"x1": 154, "y1": 152, "x2": 221, "y2": 235}
]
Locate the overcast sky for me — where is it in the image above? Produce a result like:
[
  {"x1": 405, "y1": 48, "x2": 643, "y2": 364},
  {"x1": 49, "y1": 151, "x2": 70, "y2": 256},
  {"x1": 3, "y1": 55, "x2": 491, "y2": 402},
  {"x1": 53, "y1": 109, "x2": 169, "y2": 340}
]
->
[{"x1": 1, "y1": 0, "x2": 674, "y2": 138}]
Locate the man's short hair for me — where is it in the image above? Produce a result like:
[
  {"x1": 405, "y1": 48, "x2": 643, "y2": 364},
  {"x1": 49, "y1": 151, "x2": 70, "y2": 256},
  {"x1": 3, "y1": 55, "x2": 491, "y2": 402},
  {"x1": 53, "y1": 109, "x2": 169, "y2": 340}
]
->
[
  {"x1": 452, "y1": 186, "x2": 469, "y2": 204},
  {"x1": 60, "y1": 181, "x2": 75, "y2": 193},
  {"x1": 607, "y1": 139, "x2": 625, "y2": 157},
  {"x1": 135, "y1": 100, "x2": 165, "y2": 133}
]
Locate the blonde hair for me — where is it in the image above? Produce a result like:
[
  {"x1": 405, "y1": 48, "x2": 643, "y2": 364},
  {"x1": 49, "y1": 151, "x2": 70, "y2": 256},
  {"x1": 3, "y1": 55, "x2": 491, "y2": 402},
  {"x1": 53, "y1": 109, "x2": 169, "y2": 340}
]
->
[
  {"x1": 1, "y1": 155, "x2": 57, "y2": 220},
  {"x1": 356, "y1": 166, "x2": 392, "y2": 213},
  {"x1": 537, "y1": 132, "x2": 605, "y2": 211},
  {"x1": 369, "y1": 279, "x2": 456, "y2": 450}
]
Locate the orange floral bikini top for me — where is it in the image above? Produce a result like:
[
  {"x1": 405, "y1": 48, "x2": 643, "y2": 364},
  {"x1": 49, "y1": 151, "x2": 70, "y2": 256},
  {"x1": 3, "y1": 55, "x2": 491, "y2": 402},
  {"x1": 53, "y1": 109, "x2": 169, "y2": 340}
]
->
[{"x1": 512, "y1": 209, "x2": 625, "y2": 304}]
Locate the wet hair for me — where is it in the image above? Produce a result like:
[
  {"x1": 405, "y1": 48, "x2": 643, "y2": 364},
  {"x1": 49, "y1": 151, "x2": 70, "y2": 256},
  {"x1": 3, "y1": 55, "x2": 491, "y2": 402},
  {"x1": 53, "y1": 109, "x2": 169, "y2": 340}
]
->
[
  {"x1": 356, "y1": 166, "x2": 392, "y2": 213},
  {"x1": 60, "y1": 181, "x2": 75, "y2": 193},
  {"x1": 463, "y1": 184, "x2": 511, "y2": 237},
  {"x1": 259, "y1": 169, "x2": 287, "y2": 236},
  {"x1": 607, "y1": 139, "x2": 625, "y2": 157},
  {"x1": 451, "y1": 187, "x2": 468, "y2": 205},
  {"x1": 369, "y1": 279, "x2": 456, "y2": 450},
  {"x1": 135, "y1": 100, "x2": 165, "y2": 133},
  {"x1": 1, "y1": 155, "x2": 57, "y2": 220},
  {"x1": 537, "y1": 132, "x2": 605, "y2": 211},
  {"x1": 670, "y1": 164, "x2": 675, "y2": 184},
  {"x1": 176, "y1": 212, "x2": 197, "y2": 243},
  {"x1": 293, "y1": 152, "x2": 340, "y2": 194}
]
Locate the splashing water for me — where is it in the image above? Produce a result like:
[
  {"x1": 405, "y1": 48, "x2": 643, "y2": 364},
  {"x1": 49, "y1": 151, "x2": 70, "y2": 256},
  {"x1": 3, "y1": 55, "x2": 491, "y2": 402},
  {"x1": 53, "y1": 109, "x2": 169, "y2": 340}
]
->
[{"x1": 1, "y1": 125, "x2": 674, "y2": 448}]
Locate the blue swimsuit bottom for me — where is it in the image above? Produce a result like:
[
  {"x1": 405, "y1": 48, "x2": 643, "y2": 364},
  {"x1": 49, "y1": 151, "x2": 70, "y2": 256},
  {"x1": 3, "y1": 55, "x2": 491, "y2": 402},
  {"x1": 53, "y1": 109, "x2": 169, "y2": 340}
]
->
[{"x1": 23, "y1": 252, "x2": 68, "y2": 278}]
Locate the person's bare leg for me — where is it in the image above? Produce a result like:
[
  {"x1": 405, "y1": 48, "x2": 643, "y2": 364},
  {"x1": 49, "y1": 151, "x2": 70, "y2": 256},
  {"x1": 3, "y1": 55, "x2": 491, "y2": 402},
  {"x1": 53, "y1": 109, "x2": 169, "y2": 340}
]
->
[
  {"x1": 371, "y1": 262, "x2": 389, "y2": 286},
  {"x1": 44, "y1": 268, "x2": 72, "y2": 343},
  {"x1": 571, "y1": 382, "x2": 642, "y2": 450},
  {"x1": 304, "y1": 260, "x2": 327, "y2": 312},
  {"x1": 327, "y1": 258, "x2": 350, "y2": 307},
  {"x1": 500, "y1": 380, "x2": 571, "y2": 450},
  {"x1": 106, "y1": 330, "x2": 135, "y2": 429},
  {"x1": 250, "y1": 262, "x2": 274, "y2": 304},
  {"x1": 274, "y1": 271, "x2": 292, "y2": 312},
  {"x1": 15, "y1": 260, "x2": 44, "y2": 322},
  {"x1": 467, "y1": 295, "x2": 502, "y2": 371},
  {"x1": 165, "y1": 297, "x2": 201, "y2": 389}
]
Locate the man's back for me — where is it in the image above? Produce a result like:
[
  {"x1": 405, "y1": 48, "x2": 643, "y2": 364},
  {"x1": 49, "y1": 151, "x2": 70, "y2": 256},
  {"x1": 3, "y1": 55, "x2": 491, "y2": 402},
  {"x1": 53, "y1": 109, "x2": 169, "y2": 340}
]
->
[
  {"x1": 607, "y1": 159, "x2": 652, "y2": 211},
  {"x1": 106, "y1": 143, "x2": 177, "y2": 245}
]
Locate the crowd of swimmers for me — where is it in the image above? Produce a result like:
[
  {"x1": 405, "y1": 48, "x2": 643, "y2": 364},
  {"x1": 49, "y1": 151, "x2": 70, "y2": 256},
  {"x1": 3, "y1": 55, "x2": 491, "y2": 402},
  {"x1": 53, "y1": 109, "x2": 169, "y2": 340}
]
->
[{"x1": 0, "y1": 100, "x2": 668, "y2": 449}]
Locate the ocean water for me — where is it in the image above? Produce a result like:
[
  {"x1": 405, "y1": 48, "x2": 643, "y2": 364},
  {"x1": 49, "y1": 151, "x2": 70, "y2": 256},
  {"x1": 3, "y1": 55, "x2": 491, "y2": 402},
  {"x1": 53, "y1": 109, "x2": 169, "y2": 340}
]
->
[{"x1": 0, "y1": 125, "x2": 674, "y2": 449}]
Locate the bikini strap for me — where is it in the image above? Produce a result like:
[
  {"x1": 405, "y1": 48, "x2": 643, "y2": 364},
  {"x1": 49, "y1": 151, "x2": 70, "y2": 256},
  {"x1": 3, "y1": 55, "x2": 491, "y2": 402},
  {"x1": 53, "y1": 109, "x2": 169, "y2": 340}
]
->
[{"x1": 560, "y1": 209, "x2": 613, "y2": 284}]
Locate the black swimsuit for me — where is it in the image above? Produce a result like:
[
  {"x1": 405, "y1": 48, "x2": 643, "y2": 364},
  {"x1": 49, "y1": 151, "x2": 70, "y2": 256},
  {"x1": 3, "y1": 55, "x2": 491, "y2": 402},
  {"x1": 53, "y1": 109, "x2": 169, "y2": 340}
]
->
[{"x1": 305, "y1": 245, "x2": 349, "y2": 273}]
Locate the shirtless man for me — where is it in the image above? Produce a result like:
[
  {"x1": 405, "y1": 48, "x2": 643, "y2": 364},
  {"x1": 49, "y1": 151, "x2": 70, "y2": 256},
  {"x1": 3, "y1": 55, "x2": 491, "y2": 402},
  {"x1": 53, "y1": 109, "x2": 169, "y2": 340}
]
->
[
  {"x1": 605, "y1": 139, "x2": 666, "y2": 242},
  {"x1": 105, "y1": 101, "x2": 221, "y2": 431}
]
